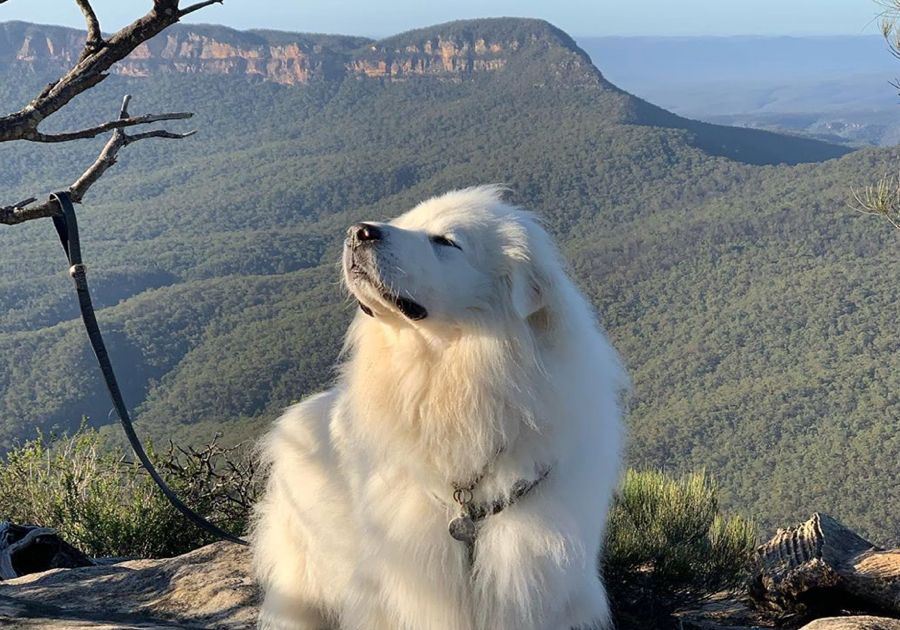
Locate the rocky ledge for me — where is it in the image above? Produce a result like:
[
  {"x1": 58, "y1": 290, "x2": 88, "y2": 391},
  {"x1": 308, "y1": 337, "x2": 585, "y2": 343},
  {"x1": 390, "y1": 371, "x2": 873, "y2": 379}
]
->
[{"x1": 0, "y1": 542, "x2": 257, "y2": 629}]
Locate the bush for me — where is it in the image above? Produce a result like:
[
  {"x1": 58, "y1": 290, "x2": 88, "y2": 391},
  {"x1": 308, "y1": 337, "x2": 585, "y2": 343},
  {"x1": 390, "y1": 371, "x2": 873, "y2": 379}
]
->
[
  {"x1": 604, "y1": 469, "x2": 757, "y2": 627},
  {"x1": 0, "y1": 425, "x2": 257, "y2": 558}
]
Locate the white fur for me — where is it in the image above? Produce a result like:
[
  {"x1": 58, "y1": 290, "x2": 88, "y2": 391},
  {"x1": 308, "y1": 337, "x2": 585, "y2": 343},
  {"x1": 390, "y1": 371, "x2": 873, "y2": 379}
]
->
[{"x1": 252, "y1": 186, "x2": 627, "y2": 630}]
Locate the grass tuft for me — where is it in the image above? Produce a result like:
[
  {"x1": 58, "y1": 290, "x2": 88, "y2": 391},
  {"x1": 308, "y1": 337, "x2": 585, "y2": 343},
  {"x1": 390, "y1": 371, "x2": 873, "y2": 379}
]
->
[{"x1": 604, "y1": 469, "x2": 757, "y2": 626}]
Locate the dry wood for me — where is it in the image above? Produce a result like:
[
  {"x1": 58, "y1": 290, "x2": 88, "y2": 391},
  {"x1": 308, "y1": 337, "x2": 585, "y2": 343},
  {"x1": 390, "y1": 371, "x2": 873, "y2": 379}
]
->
[
  {"x1": 0, "y1": 95, "x2": 196, "y2": 225},
  {"x1": 74, "y1": 0, "x2": 103, "y2": 60},
  {"x1": 750, "y1": 513, "x2": 900, "y2": 620},
  {"x1": 0, "y1": 0, "x2": 223, "y2": 226},
  {"x1": 28, "y1": 111, "x2": 193, "y2": 143}
]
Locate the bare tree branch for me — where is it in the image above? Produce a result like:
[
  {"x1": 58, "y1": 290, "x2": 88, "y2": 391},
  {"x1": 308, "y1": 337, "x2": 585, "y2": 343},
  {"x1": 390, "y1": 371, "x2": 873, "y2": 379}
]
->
[
  {"x1": 28, "y1": 111, "x2": 193, "y2": 143},
  {"x1": 127, "y1": 129, "x2": 197, "y2": 141},
  {"x1": 0, "y1": 1, "x2": 222, "y2": 227},
  {"x1": 179, "y1": 0, "x2": 225, "y2": 17},
  {"x1": 0, "y1": 95, "x2": 196, "y2": 226},
  {"x1": 75, "y1": 0, "x2": 104, "y2": 59},
  {"x1": 0, "y1": 2, "x2": 221, "y2": 226},
  {"x1": 0, "y1": 1, "x2": 221, "y2": 144}
]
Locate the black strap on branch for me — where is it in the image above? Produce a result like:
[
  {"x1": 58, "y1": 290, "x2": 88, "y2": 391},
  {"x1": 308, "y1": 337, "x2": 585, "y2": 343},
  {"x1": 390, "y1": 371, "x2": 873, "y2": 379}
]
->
[{"x1": 50, "y1": 191, "x2": 248, "y2": 547}]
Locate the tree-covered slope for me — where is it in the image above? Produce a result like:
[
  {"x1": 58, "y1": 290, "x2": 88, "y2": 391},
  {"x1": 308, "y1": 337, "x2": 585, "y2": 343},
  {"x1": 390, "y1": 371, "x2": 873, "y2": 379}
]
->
[{"x1": 0, "y1": 18, "x2": 896, "y2": 543}]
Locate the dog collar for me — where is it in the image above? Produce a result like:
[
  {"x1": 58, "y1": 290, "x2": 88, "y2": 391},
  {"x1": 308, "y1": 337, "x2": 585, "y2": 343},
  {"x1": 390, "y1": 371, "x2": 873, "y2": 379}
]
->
[{"x1": 447, "y1": 465, "x2": 553, "y2": 548}]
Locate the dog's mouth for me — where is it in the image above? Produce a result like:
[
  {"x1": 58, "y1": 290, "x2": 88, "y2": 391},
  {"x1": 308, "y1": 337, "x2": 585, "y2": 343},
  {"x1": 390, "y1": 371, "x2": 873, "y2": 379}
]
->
[
  {"x1": 392, "y1": 296, "x2": 428, "y2": 320},
  {"x1": 345, "y1": 253, "x2": 428, "y2": 322}
]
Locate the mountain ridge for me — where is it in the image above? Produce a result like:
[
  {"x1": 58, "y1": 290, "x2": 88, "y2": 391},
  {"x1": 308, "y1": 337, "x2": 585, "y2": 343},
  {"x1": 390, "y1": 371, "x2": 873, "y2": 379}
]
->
[
  {"x1": 0, "y1": 18, "x2": 596, "y2": 86},
  {"x1": 0, "y1": 17, "x2": 851, "y2": 166}
]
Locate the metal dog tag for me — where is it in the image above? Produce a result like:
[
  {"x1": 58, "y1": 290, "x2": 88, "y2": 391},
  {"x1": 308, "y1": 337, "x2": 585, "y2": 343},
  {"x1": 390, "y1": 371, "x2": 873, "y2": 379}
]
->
[{"x1": 448, "y1": 514, "x2": 476, "y2": 544}]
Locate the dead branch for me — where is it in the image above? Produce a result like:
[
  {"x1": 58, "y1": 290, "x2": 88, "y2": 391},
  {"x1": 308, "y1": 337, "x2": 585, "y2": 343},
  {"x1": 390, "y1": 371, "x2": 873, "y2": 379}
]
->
[
  {"x1": 75, "y1": 0, "x2": 104, "y2": 60},
  {"x1": 0, "y1": 1, "x2": 222, "y2": 226},
  {"x1": 0, "y1": 95, "x2": 196, "y2": 226},
  {"x1": 179, "y1": 0, "x2": 225, "y2": 17},
  {"x1": 0, "y1": 1, "x2": 221, "y2": 144},
  {"x1": 27, "y1": 111, "x2": 193, "y2": 143}
]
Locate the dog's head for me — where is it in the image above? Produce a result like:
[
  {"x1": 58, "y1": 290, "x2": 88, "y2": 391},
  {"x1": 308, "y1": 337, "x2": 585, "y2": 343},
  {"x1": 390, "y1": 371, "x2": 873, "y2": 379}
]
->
[{"x1": 342, "y1": 186, "x2": 556, "y2": 334}]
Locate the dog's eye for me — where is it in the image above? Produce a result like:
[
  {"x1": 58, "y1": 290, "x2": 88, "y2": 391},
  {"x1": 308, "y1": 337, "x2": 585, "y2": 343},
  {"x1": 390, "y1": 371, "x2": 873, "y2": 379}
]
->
[{"x1": 429, "y1": 235, "x2": 461, "y2": 250}]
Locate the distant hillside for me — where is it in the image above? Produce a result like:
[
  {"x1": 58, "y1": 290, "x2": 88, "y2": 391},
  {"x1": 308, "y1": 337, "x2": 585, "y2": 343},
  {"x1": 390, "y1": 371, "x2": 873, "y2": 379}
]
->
[
  {"x1": 0, "y1": 19, "x2": 849, "y2": 166},
  {"x1": 0, "y1": 18, "x2": 897, "y2": 545},
  {"x1": 578, "y1": 35, "x2": 896, "y2": 87},
  {"x1": 577, "y1": 35, "x2": 900, "y2": 146}
]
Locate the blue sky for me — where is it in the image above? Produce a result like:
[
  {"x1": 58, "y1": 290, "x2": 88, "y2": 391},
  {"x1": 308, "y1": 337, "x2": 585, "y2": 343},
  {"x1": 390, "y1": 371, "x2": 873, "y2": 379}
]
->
[{"x1": 0, "y1": 0, "x2": 886, "y2": 37}]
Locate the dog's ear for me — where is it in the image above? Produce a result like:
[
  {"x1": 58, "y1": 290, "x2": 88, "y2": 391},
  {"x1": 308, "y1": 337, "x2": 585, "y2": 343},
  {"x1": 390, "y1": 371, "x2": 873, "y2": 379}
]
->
[
  {"x1": 509, "y1": 259, "x2": 545, "y2": 320},
  {"x1": 503, "y1": 215, "x2": 553, "y2": 320}
]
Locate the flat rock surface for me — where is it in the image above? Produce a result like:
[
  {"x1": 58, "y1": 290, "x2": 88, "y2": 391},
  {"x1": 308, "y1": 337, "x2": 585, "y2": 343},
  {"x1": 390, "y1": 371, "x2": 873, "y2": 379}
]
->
[
  {"x1": 800, "y1": 617, "x2": 900, "y2": 630},
  {"x1": 0, "y1": 542, "x2": 258, "y2": 629}
]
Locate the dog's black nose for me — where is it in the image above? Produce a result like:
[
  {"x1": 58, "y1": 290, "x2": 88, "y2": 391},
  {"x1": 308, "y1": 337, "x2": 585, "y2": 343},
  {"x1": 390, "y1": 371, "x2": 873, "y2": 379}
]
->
[{"x1": 349, "y1": 223, "x2": 382, "y2": 243}]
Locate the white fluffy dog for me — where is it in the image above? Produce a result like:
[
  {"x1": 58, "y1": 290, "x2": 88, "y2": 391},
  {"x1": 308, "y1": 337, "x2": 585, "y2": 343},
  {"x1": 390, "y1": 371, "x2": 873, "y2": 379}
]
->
[{"x1": 252, "y1": 186, "x2": 627, "y2": 630}]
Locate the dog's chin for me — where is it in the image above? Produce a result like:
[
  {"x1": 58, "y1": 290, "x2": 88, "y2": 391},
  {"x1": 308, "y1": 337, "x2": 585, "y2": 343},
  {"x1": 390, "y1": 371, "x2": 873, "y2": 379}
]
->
[{"x1": 347, "y1": 272, "x2": 428, "y2": 322}]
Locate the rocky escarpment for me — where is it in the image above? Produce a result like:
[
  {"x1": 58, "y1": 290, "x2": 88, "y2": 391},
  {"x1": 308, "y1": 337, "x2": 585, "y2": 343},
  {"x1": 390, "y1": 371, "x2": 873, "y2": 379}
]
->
[
  {"x1": 0, "y1": 542, "x2": 257, "y2": 629},
  {"x1": 0, "y1": 18, "x2": 601, "y2": 86},
  {"x1": 0, "y1": 21, "x2": 364, "y2": 85},
  {"x1": 349, "y1": 36, "x2": 509, "y2": 79}
]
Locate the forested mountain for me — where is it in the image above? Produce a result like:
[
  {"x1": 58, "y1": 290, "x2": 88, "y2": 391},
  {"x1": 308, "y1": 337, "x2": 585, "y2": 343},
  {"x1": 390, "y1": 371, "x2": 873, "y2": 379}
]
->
[{"x1": 0, "y1": 18, "x2": 897, "y2": 544}]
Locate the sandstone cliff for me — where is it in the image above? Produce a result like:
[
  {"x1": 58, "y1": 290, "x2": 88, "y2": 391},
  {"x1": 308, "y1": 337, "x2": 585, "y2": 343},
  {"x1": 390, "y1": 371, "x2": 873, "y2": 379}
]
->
[{"x1": 0, "y1": 18, "x2": 601, "y2": 86}]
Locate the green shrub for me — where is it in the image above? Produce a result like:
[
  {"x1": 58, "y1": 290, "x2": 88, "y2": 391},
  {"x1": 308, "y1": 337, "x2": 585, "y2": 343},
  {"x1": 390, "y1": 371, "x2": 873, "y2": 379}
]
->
[
  {"x1": 0, "y1": 425, "x2": 256, "y2": 558},
  {"x1": 604, "y1": 469, "x2": 757, "y2": 626}
]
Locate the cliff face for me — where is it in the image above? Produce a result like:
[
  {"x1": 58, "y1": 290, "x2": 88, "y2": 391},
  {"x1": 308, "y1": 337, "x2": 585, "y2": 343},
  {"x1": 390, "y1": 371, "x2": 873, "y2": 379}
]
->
[
  {"x1": 0, "y1": 22, "x2": 357, "y2": 84},
  {"x1": 0, "y1": 22, "x2": 85, "y2": 66},
  {"x1": 120, "y1": 29, "x2": 355, "y2": 83},
  {"x1": 0, "y1": 18, "x2": 599, "y2": 86},
  {"x1": 349, "y1": 37, "x2": 510, "y2": 80}
]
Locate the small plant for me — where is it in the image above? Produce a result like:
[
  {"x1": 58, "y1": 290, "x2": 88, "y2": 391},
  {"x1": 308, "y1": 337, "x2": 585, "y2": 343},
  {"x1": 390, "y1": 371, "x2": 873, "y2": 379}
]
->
[
  {"x1": 0, "y1": 424, "x2": 258, "y2": 558},
  {"x1": 850, "y1": 171, "x2": 900, "y2": 230},
  {"x1": 604, "y1": 469, "x2": 757, "y2": 628}
]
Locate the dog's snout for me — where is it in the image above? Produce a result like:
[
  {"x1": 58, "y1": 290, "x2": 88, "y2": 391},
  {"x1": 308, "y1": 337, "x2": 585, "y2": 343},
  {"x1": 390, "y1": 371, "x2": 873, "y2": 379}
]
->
[{"x1": 349, "y1": 223, "x2": 382, "y2": 244}]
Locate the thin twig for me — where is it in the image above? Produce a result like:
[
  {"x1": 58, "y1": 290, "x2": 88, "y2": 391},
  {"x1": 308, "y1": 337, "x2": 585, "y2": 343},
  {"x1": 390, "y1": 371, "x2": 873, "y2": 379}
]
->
[
  {"x1": 29, "y1": 112, "x2": 193, "y2": 143},
  {"x1": 0, "y1": 95, "x2": 196, "y2": 226},
  {"x1": 0, "y1": 0, "x2": 222, "y2": 144},
  {"x1": 128, "y1": 129, "x2": 197, "y2": 141},
  {"x1": 179, "y1": 0, "x2": 224, "y2": 17}
]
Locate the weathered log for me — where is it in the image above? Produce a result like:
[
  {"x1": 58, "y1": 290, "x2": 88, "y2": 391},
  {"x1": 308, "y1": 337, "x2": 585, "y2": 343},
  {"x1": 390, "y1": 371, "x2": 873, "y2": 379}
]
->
[
  {"x1": 0, "y1": 522, "x2": 93, "y2": 579},
  {"x1": 750, "y1": 513, "x2": 900, "y2": 619}
]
